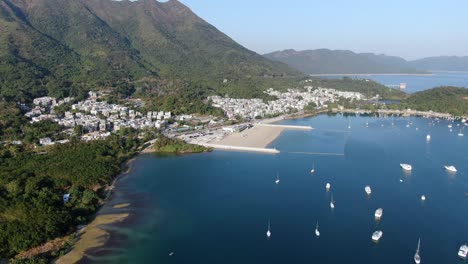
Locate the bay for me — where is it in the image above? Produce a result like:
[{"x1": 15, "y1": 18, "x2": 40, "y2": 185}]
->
[
  {"x1": 320, "y1": 71, "x2": 468, "y2": 93},
  {"x1": 87, "y1": 114, "x2": 468, "y2": 264}
]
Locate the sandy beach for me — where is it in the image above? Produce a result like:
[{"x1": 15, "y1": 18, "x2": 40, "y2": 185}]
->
[
  {"x1": 56, "y1": 212, "x2": 129, "y2": 264},
  {"x1": 211, "y1": 125, "x2": 286, "y2": 148}
]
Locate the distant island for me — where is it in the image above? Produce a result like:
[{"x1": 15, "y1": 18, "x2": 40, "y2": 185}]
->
[{"x1": 264, "y1": 49, "x2": 468, "y2": 74}]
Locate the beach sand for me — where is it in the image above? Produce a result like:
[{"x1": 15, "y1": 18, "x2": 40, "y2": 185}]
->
[
  {"x1": 56, "y1": 212, "x2": 129, "y2": 264},
  {"x1": 211, "y1": 125, "x2": 285, "y2": 148}
]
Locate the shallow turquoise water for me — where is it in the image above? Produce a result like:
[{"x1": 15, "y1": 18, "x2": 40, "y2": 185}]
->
[{"x1": 88, "y1": 114, "x2": 468, "y2": 264}]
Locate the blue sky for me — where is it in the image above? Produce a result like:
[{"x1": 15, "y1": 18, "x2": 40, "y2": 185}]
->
[{"x1": 178, "y1": 0, "x2": 468, "y2": 60}]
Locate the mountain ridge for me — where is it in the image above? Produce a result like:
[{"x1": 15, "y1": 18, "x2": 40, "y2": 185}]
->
[
  {"x1": 0, "y1": 0, "x2": 300, "y2": 102},
  {"x1": 264, "y1": 49, "x2": 468, "y2": 74}
]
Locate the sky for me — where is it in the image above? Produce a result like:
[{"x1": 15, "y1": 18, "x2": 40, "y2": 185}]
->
[{"x1": 178, "y1": 0, "x2": 468, "y2": 60}]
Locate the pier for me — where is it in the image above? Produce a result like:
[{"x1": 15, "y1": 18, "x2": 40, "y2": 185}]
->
[
  {"x1": 256, "y1": 123, "x2": 313, "y2": 130},
  {"x1": 203, "y1": 144, "x2": 280, "y2": 154}
]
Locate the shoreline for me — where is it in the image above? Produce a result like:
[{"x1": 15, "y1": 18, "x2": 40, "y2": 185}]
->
[
  {"x1": 54, "y1": 156, "x2": 139, "y2": 264},
  {"x1": 309, "y1": 73, "x2": 434, "y2": 76}
]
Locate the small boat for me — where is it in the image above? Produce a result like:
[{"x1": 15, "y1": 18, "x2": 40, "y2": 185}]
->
[
  {"x1": 400, "y1": 163, "x2": 412, "y2": 171},
  {"x1": 326, "y1": 183, "x2": 331, "y2": 191},
  {"x1": 426, "y1": 134, "x2": 431, "y2": 141},
  {"x1": 448, "y1": 124, "x2": 453, "y2": 128},
  {"x1": 421, "y1": 195, "x2": 426, "y2": 201},
  {"x1": 458, "y1": 129, "x2": 464, "y2": 136},
  {"x1": 365, "y1": 185, "x2": 372, "y2": 195},
  {"x1": 372, "y1": 230, "x2": 383, "y2": 242},
  {"x1": 275, "y1": 173, "x2": 280, "y2": 184},
  {"x1": 169, "y1": 252, "x2": 174, "y2": 256},
  {"x1": 414, "y1": 238, "x2": 421, "y2": 264},
  {"x1": 399, "y1": 179, "x2": 404, "y2": 183},
  {"x1": 266, "y1": 220, "x2": 271, "y2": 238},
  {"x1": 465, "y1": 192, "x2": 468, "y2": 197},
  {"x1": 315, "y1": 221, "x2": 320, "y2": 237},
  {"x1": 458, "y1": 244, "x2": 468, "y2": 259},
  {"x1": 310, "y1": 162, "x2": 315, "y2": 174},
  {"x1": 444, "y1": 165, "x2": 457, "y2": 172},
  {"x1": 348, "y1": 120, "x2": 351, "y2": 129},
  {"x1": 330, "y1": 193, "x2": 335, "y2": 209},
  {"x1": 375, "y1": 208, "x2": 383, "y2": 220}
]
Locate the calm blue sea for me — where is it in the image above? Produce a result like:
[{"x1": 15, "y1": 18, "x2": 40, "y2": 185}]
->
[
  {"x1": 321, "y1": 71, "x2": 468, "y2": 93},
  {"x1": 87, "y1": 114, "x2": 468, "y2": 264}
]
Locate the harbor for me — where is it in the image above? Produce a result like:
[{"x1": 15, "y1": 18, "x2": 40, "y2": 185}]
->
[{"x1": 83, "y1": 114, "x2": 468, "y2": 264}]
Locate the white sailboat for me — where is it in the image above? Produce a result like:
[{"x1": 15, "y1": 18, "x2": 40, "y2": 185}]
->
[
  {"x1": 365, "y1": 185, "x2": 372, "y2": 195},
  {"x1": 266, "y1": 220, "x2": 271, "y2": 238},
  {"x1": 458, "y1": 244, "x2": 468, "y2": 259},
  {"x1": 400, "y1": 163, "x2": 412, "y2": 171},
  {"x1": 375, "y1": 208, "x2": 383, "y2": 220},
  {"x1": 275, "y1": 173, "x2": 280, "y2": 184},
  {"x1": 315, "y1": 221, "x2": 320, "y2": 237},
  {"x1": 326, "y1": 183, "x2": 331, "y2": 191},
  {"x1": 421, "y1": 195, "x2": 426, "y2": 201},
  {"x1": 458, "y1": 129, "x2": 464, "y2": 137},
  {"x1": 330, "y1": 193, "x2": 335, "y2": 209},
  {"x1": 372, "y1": 230, "x2": 383, "y2": 242},
  {"x1": 444, "y1": 165, "x2": 457, "y2": 172},
  {"x1": 414, "y1": 238, "x2": 421, "y2": 264},
  {"x1": 310, "y1": 162, "x2": 315, "y2": 174},
  {"x1": 426, "y1": 134, "x2": 431, "y2": 141}
]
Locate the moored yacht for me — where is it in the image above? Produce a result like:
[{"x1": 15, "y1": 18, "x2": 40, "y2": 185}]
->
[
  {"x1": 266, "y1": 221, "x2": 271, "y2": 238},
  {"x1": 330, "y1": 193, "x2": 335, "y2": 209},
  {"x1": 458, "y1": 244, "x2": 468, "y2": 259},
  {"x1": 444, "y1": 165, "x2": 457, "y2": 172},
  {"x1": 400, "y1": 163, "x2": 412, "y2": 171},
  {"x1": 414, "y1": 238, "x2": 421, "y2": 264},
  {"x1": 421, "y1": 195, "x2": 426, "y2": 201},
  {"x1": 372, "y1": 230, "x2": 383, "y2": 242},
  {"x1": 326, "y1": 183, "x2": 331, "y2": 191},
  {"x1": 375, "y1": 208, "x2": 383, "y2": 220},
  {"x1": 426, "y1": 134, "x2": 431, "y2": 141},
  {"x1": 458, "y1": 129, "x2": 464, "y2": 136},
  {"x1": 315, "y1": 221, "x2": 320, "y2": 237},
  {"x1": 365, "y1": 185, "x2": 372, "y2": 195}
]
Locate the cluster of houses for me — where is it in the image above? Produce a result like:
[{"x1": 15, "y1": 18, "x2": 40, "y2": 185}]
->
[
  {"x1": 210, "y1": 87, "x2": 364, "y2": 119},
  {"x1": 24, "y1": 96, "x2": 74, "y2": 122},
  {"x1": 24, "y1": 92, "x2": 178, "y2": 145}
]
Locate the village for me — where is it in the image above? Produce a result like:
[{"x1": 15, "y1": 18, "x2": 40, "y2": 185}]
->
[
  {"x1": 210, "y1": 86, "x2": 364, "y2": 119},
  {"x1": 21, "y1": 86, "x2": 365, "y2": 146}
]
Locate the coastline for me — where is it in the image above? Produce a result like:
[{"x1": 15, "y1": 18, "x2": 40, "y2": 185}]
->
[
  {"x1": 308, "y1": 73, "x2": 434, "y2": 76},
  {"x1": 54, "y1": 156, "x2": 139, "y2": 264}
]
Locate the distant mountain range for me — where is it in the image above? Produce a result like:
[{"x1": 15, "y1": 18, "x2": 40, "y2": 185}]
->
[
  {"x1": 264, "y1": 49, "x2": 468, "y2": 74},
  {"x1": 0, "y1": 0, "x2": 298, "y2": 101}
]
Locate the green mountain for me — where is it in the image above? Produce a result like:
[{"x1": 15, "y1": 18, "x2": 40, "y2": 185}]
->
[
  {"x1": 0, "y1": 0, "x2": 298, "y2": 102},
  {"x1": 401, "y1": 86, "x2": 468, "y2": 116},
  {"x1": 408, "y1": 56, "x2": 468, "y2": 71},
  {"x1": 264, "y1": 49, "x2": 425, "y2": 74}
]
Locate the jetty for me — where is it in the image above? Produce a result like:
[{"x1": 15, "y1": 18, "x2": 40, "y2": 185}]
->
[
  {"x1": 256, "y1": 123, "x2": 313, "y2": 130},
  {"x1": 203, "y1": 144, "x2": 280, "y2": 154}
]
